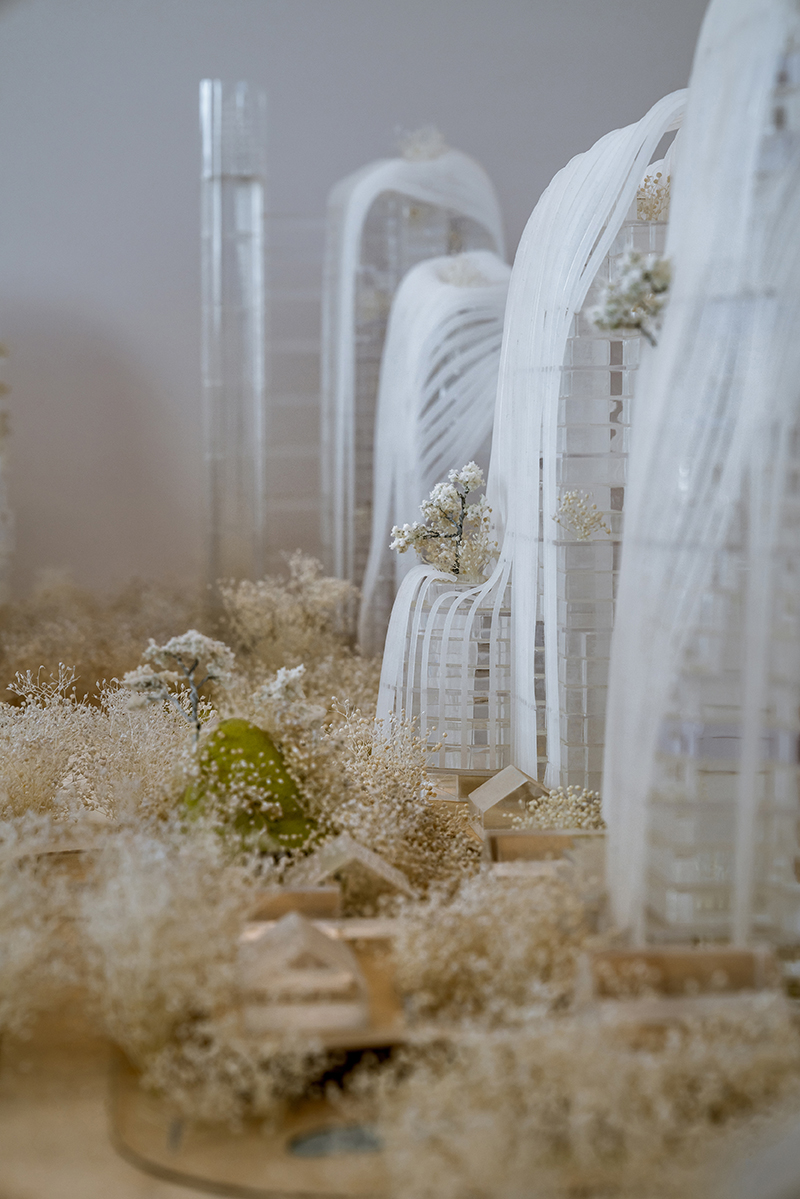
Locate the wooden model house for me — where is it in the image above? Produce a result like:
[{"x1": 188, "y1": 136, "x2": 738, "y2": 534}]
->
[
  {"x1": 468, "y1": 765, "x2": 548, "y2": 830},
  {"x1": 237, "y1": 911, "x2": 370, "y2": 1035},
  {"x1": 288, "y1": 833, "x2": 415, "y2": 900}
]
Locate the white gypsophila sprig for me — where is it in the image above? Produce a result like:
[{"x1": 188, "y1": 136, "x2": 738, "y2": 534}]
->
[
  {"x1": 592, "y1": 251, "x2": 671, "y2": 346},
  {"x1": 397, "y1": 124, "x2": 448, "y2": 162},
  {"x1": 636, "y1": 171, "x2": 671, "y2": 222},
  {"x1": 122, "y1": 630, "x2": 235, "y2": 744},
  {"x1": 251, "y1": 664, "x2": 327, "y2": 730},
  {"x1": 390, "y1": 462, "x2": 494, "y2": 579},
  {"x1": 512, "y1": 784, "x2": 605, "y2": 831},
  {"x1": 553, "y1": 491, "x2": 611, "y2": 541}
]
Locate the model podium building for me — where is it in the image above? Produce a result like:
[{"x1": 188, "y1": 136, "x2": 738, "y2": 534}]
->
[{"x1": 288, "y1": 833, "x2": 415, "y2": 904}]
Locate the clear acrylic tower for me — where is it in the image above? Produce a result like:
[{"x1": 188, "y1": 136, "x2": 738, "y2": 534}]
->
[{"x1": 200, "y1": 80, "x2": 267, "y2": 590}]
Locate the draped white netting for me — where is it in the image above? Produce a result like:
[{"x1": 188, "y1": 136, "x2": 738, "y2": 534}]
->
[
  {"x1": 377, "y1": 92, "x2": 685, "y2": 777},
  {"x1": 320, "y1": 147, "x2": 504, "y2": 590},
  {"x1": 358, "y1": 250, "x2": 511, "y2": 657},
  {"x1": 604, "y1": 0, "x2": 800, "y2": 944}
]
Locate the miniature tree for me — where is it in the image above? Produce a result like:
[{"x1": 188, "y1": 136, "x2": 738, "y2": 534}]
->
[
  {"x1": 187, "y1": 718, "x2": 316, "y2": 851},
  {"x1": 122, "y1": 630, "x2": 235, "y2": 743}
]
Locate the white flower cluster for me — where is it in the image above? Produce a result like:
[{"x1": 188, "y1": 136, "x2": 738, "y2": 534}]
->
[
  {"x1": 636, "y1": 171, "x2": 671, "y2": 222},
  {"x1": 390, "y1": 462, "x2": 493, "y2": 579},
  {"x1": 553, "y1": 490, "x2": 611, "y2": 541},
  {"x1": 122, "y1": 630, "x2": 235, "y2": 742},
  {"x1": 592, "y1": 251, "x2": 671, "y2": 346},
  {"x1": 513, "y1": 783, "x2": 605, "y2": 831},
  {"x1": 437, "y1": 255, "x2": 493, "y2": 288},
  {"x1": 251, "y1": 664, "x2": 327, "y2": 729},
  {"x1": 144, "y1": 631, "x2": 235, "y2": 684},
  {"x1": 398, "y1": 124, "x2": 448, "y2": 162}
]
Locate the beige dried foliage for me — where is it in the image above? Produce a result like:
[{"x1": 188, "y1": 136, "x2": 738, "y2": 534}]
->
[
  {"x1": 140, "y1": 1014, "x2": 334, "y2": 1125},
  {"x1": 80, "y1": 823, "x2": 259, "y2": 1063},
  {"x1": 0, "y1": 573, "x2": 204, "y2": 705},
  {"x1": 515, "y1": 784, "x2": 605, "y2": 831},
  {"x1": 393, "y1": 870, "x2": 588, "y2": 1025},
  {"x1": 218, "y1": 695, "x2": 480, "y2": 911},
  {"x1": 219, "y1": 552, "x2": 380, "y2": 716},
  {"x1": 371, "y1": 999, "x2": 800, "y2": 1199},
  {"x1": 0, "y1": 668, "x2": 193, "y2": 821},
  {"x1": 0, "y1": 815, "x2": 77, "y2": 1034},
  {"x1": 320, "y1": 709, "x2": 481, "y2": 905},
  {"x1": 4, "y1": 561, "x2": 799, "y2": 1171}
]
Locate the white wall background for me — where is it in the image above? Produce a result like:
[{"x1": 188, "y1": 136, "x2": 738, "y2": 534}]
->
[{"x1": 0, "y1": 0, "x2": 708, "y2": 594}]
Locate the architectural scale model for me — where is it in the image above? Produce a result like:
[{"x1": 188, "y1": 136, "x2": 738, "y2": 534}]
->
[
  {"x1": 237, "y1": 911, "x2": 370, "y2": 1034},
  {"x1": 604, "y1": 0, "x2": 800, "y2": 946},
  {"x1": 358, "y1": 249, "x2": 510, "y2": 655},
  {"x1": 320, "y1": 136, "x2": 504, "y2": 592},
  {"x1": 200, "y1": 80, "x2": 268, "y2": 589},
  {"x1": 377, "y1": 92, "x2": 685, "y2": 780}
]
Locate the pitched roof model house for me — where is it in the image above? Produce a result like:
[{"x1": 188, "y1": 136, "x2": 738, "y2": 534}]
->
[
  {"x1": 287, "y1": 833, "x2": 415, "y2": 899},
  {"x1": 237, "y1": 911, "x2": 370, "y2": 1035},
  {"x1": 468, "y1": 765, "x2": 548, "y2": 830}
]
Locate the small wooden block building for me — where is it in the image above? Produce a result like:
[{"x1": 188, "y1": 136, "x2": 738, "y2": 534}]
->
[
  {"x1": 288, "y1": 833, "x2": 415, "y2": 900},
  {"x1": 468, "y1": 765, "x2": 548, "y2": 830},
  {"x1": 237, "y1": 911, "x2": 370, "y2": 1035}
]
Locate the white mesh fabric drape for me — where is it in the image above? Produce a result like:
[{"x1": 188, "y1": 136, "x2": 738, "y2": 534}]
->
[
  {"x1": 377, "y1": 92, "x2": 685, "y2": 777},
  {"x1": 358, "y1": 250, "x2": 511, "y2": 657},
  {"x1": 604, "y1": 0, "x2": 800, "y2": 945},
  {"x1": 320, "y1": 149, "x2": 504, "y2": 591}
]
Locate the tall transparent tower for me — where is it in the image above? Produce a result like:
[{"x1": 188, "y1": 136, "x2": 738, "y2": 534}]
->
[{"x1": 200, "y1": 80, "x2": 267, "y2": 589}]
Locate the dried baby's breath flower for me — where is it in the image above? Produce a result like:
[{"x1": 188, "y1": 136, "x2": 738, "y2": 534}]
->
[
  {"x1": 437, "y1": 255, "x2": 493, "y2": 287},
  {"x1": 327, "y1": 709, "x2": 480, "y2": 906},
  {"x1": 554, "y1": 490, "x2": 611, "y2": 541},
  {"x1": 0, "y1": 814, "x2": 78, "y2": 1035},
  {"x1": 219, "y1": 551, "x2": 379, "y2": 718},
  {"x1": 513, "y1": 784, "x2": 605, "y2": 831},
  {"x1": 0, "y1": 574, "x2": 204, "y2": 706},
  {"x1": 370, "y1": 1000, "x2": 800, "y2": 1199},
  {"x1": 393, "y1": 869, "x2": 588, "y2": 1025},
  {"x1": 80, "y1": 821, "x2": 259, "y2": 1063},
  {"x1": 592, "y1": 251, "x2": 671, "y2": 346},
  {"x1": 0, "y1": 671, "x2": 191, "y2": 822},
  {"x1": 251, "y1": 664, "x2": 327, "y2": 730},
  {"x1": 398, "y1": 125, "x2": 448, "y2": 162},
  {"x1": 637, "y1": 170, "x2": 671, "y2": 221},
  {"x1": 140, "y1": 1012, "x2": 334, "y2": 1125},
  {"x1": 391, "y1": 462, "x2": 494, "y2": 579}
]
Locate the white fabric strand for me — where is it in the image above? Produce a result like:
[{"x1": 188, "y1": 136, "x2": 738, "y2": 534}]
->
[{"x1": 603, "y1": 0, "x2": 800, "y2": 944}]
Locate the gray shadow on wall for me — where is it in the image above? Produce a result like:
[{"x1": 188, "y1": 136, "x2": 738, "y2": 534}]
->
[{"x1": 0, "y1": 302, "x2": 202, "y2": 597}]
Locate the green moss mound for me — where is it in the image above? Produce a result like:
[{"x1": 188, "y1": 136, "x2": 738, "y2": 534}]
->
[{"x1": 186, "y1": 718, "x2": 315, "y2": 850}]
